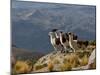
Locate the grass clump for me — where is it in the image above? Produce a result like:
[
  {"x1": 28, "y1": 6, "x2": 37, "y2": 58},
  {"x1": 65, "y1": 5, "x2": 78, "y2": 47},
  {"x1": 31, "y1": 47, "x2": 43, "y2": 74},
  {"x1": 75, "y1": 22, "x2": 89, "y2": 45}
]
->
[
  {"x1": 60, "y1": 54, "x2": 79, "y2": 71},
  {"x1": 79, "y1": 55, "x2": 88, "y2": 66},
  {"x1": 14, "y1": 60, "x2": 31, "y2": 74},
  {"x1": 34, "y1": 63, "x2": 47, "y2": 70},
  {"x1": 60, "y1": 63, "x2": 72, "y2": 71},
  {"x1": 53, "y1": 59, "x2": 60, "y2": 64},
  {"x1": 47, "y1": 61, "x2": 54, "y2": 72},
  {"x1": 89, "y1": 40, "x2": 96, "y2": 46}
]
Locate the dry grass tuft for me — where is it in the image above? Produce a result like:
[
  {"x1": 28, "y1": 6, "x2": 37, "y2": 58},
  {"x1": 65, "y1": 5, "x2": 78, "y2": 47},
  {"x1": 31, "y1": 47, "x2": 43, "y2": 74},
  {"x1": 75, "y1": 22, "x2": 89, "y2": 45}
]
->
[
  {"x1": 53, "y1": 59, "x2": 60, "y2": 64},
  {"x1": 34, "y1": 63, "x2": 47, "y2": 70},
  {"x1": 14, "y1": 60, "x2": 31, "y2": 74},
  {"x1": 60, "y1": 63, "x2": 72, "y2": 71},
  {"x1": 47, "y1": 61, "x2": 54, "y2": 72},
  {"x1": 79, "y1": 55, "x2": 88, "y2": 66}
]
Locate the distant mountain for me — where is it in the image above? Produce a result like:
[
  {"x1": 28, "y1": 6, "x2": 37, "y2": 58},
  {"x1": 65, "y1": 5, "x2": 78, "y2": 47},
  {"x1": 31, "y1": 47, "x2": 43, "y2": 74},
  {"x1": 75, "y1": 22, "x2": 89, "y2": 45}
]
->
[
  {"x1": 11, "y1": 1, "x2": 96, "y2": 53},
  {"x1": 12, "y1": 47, "x2": 44, "y2": 60}
]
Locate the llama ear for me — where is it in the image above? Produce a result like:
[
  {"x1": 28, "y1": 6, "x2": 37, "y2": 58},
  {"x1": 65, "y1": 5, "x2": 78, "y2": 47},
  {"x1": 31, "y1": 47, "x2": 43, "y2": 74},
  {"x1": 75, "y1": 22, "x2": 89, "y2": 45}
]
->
[
  {"x1": 59, "y1": 31, "x2": 63, "y2": 33},
  {"x1": 68, "y1": 32, "x2": 71, "y2": 35},
  {"x1": 51, "y1": 29, "x2": 58, "y2": 32},
  {"x1": 73, "y1": 35, "x2": 77, "y2": 40}
]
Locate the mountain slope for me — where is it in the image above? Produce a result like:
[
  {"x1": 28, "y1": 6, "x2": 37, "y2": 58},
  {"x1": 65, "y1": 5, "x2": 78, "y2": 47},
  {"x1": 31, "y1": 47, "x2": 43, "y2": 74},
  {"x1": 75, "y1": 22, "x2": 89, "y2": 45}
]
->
[
  {"x1": 32, "y1": 47, "x2": 95, "y2": 73},
  {"x1": 12, "y1": 47, "x2": 44, "y2": 60}
]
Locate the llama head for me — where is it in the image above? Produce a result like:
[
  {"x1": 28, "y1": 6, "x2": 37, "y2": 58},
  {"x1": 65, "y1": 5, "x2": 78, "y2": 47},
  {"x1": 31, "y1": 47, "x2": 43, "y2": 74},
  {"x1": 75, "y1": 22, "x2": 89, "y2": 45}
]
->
[
  {"x1": 48, "y1": 32, "x2": 56, "y2": 38},
  {"x1": 51, "y1": 29, "x2": 58, "y2": 32},
  {"x1": 68, "y1": 32, "x2": 74, "y2": 40}
]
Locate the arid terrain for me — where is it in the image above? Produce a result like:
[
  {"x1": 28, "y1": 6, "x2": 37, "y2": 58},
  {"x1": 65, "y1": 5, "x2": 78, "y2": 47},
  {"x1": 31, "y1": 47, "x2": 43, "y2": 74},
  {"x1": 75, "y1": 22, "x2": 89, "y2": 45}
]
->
[{"x1": 11, "y1": 40, "x2": 96, "y2": 75}]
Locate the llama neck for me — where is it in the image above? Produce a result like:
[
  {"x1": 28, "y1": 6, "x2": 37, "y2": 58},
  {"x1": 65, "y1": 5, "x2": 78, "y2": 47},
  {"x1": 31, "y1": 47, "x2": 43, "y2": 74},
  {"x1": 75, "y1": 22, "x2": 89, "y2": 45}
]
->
[
  {"x1": 55, "y1": 32, "x2": 59, "y2": 38},
  {"x1": 69, "y1": 35, "x2": 73, "y2": 42},
  {"x1": 50, "y1": 34, "x2": 56, "y2": 45},
  {"x1": 50, "y1": 33, "x2": 56, "y2": 40},
  {"x1": 59, "y1": 33, "x2": 62, "y2": 39}
]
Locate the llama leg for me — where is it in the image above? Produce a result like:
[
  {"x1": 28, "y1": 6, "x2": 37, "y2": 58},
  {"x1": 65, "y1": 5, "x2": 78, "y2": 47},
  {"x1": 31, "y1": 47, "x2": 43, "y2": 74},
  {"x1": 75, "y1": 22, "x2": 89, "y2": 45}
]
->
[
  {"x1": 54, "y1": 46, "x2": 58, "y2": 51},
  {"x1": 73, "y1": 48, "x2": 76, "y2": 52},
  {"x1": 66, "y1": 48, "x2": 70, "y2": 53},
  {"x1": 70, "y1": 47, "x2": 75, "y2": 53},
  {"x1": 63, "y1": 46, "x2": 68, "y2": 53},
  {"x1": 61, "y1": 45, "x2": 64, "y2": 53}
]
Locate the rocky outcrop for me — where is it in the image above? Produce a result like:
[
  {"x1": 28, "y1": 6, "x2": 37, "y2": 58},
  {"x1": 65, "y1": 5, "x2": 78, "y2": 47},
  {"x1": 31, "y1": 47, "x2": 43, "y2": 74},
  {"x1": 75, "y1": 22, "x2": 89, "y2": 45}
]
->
[{"x1": 32, "y1": 48, "x2": 96, "y2": 73}]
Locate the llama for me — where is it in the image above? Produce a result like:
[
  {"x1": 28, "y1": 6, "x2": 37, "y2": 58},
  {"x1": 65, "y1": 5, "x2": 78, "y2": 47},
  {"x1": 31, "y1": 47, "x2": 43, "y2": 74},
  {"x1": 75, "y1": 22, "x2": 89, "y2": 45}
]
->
[
  {"x1": 48, "y1": 31, "x2": 63, "y2": 52},
  {"x1": 59, "y1": 31, "x2": 70, "y2": 53},
  {"x1": 68, "y1": 32, "x2": 79, "y2": 52},
  {"x1": 68, "y1": 32, "x2": 89, "y2": 52}
]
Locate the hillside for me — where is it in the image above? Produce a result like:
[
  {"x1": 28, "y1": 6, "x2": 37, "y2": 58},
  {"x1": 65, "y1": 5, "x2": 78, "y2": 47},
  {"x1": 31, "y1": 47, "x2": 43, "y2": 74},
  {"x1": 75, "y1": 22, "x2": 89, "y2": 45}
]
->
[
  {"x1": 11, "y1": 44, "x2": 96, "y2": 74},
  {"x1": 32, "y1": 45, "x2": 96, "y2": 73},
  {"x1": 12, "y1": 47, "x2": 44, "y2": 60}
]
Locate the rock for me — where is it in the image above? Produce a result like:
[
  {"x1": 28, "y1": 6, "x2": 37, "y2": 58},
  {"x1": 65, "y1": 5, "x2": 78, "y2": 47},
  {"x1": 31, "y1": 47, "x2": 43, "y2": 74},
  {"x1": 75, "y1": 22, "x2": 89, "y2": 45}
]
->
[
  {"x1": 72, "y1": 49, "x2": 96, "y2": 70},
  {"x1": 31, "y1": 48, "x2": 95, "y2": 73}
]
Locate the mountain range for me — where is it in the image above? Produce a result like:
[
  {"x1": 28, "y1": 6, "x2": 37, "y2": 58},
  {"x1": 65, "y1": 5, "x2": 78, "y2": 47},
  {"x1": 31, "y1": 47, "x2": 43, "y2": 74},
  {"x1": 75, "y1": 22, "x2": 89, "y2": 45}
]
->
[{"x1": 11, "y1": 1, "x2": 96, "y2": 53}]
